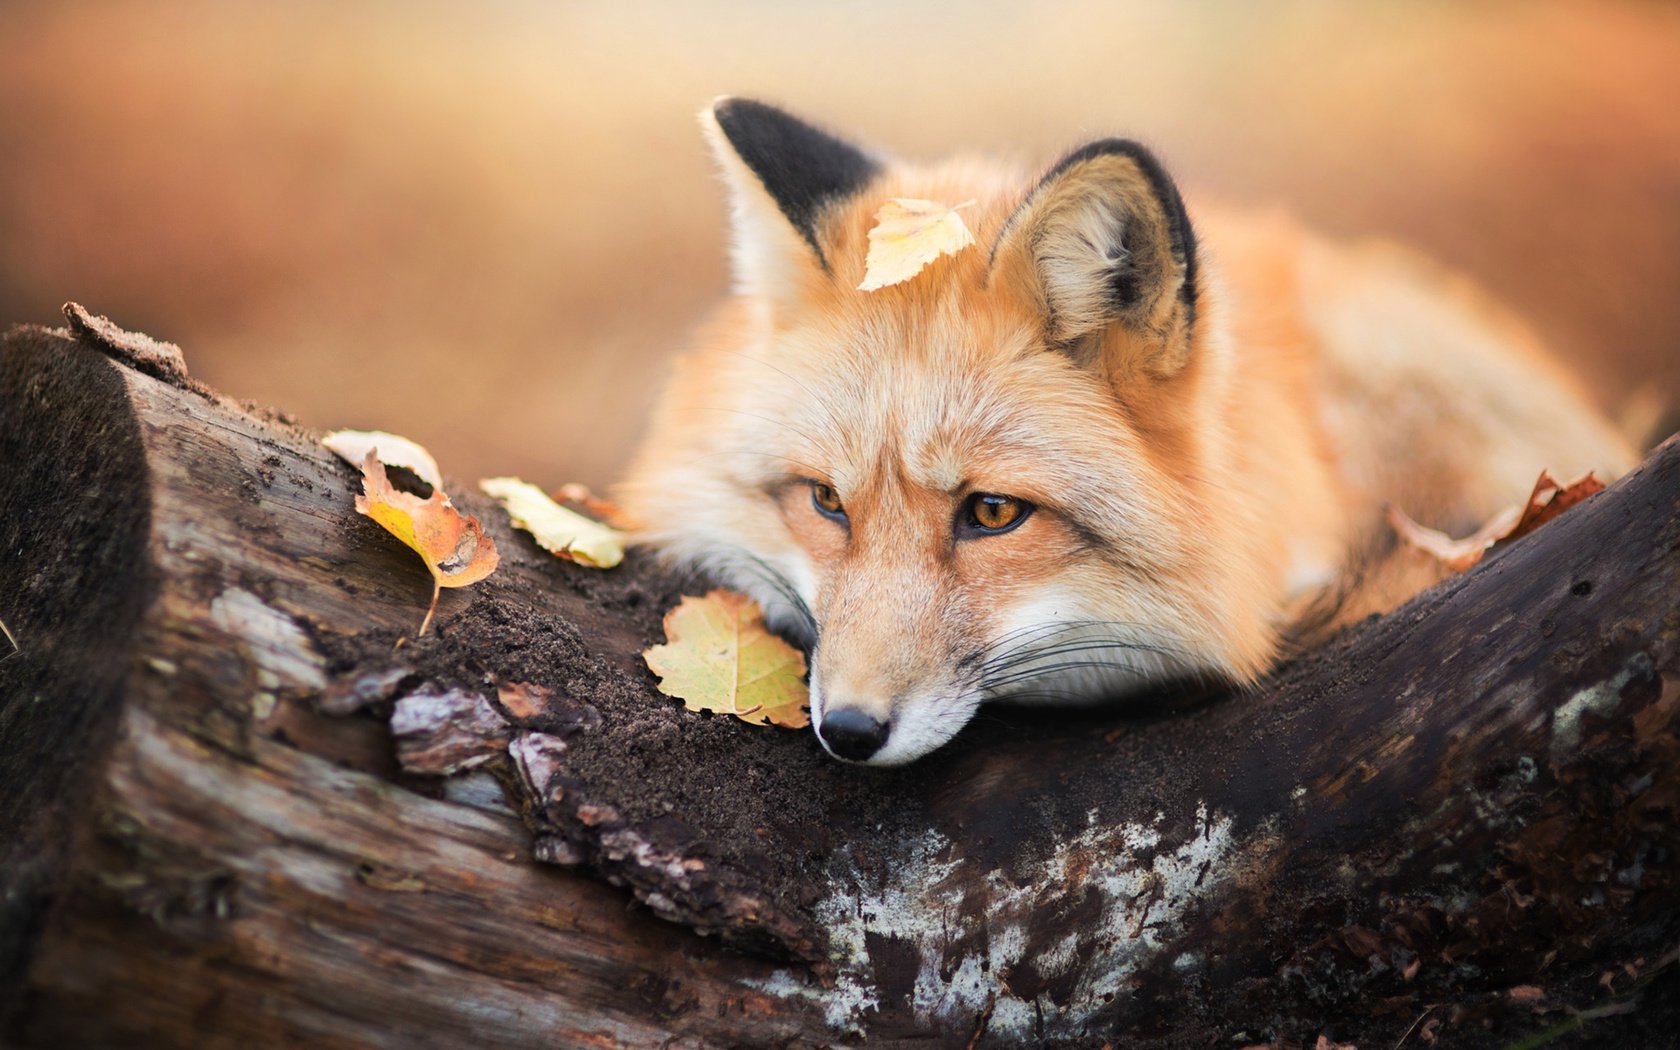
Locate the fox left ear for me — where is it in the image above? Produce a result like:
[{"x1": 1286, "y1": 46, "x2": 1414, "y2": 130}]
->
[
  {"x1": 701, "y1": 98, "x2": 881, "y2": 304},
  {"x1": 992, "y1": 139, "x2": 1199, "y2": 379}
]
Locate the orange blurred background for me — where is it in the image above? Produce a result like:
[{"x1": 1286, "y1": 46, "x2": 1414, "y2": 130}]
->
[{"x1": 3, "y1": 1, "x2": 1677, "y2": 489}]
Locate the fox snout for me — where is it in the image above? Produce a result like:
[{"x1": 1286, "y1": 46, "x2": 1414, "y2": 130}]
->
[
  {"x1": 807, "y1": 597, "x2": 987, "y2": 765},
  {"x1": 814, "y1": 707, "x2": 890, "y2": 763},
  {"x1": 806, "y1": 593, "x2": 966, "y2": 765},
  {"x1": 813, "y1": 688, "x2": 976, "y2": 766}
]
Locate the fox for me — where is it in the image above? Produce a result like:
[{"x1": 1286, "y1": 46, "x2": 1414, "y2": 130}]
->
[{"x1": 617, "y1": 98, "x2": 1638, "y2": 766}]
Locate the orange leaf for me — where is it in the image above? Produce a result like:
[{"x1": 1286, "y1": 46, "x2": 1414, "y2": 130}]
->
[
  {"x1": 556, "y1": 482, "x2": 628, "y2": 527},
  {"x1": 355, "y1": 452, "x2": 498, "y2": 634},
  {"x1": 1492, "y1": 470, "x2": 1606, "y2": 552},
  {"x1": 643, "y1": 590, "x2": 809, "y2": 728}
]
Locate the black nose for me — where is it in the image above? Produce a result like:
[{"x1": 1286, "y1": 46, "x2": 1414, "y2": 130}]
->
[{"x1": 819, "y1": 708, "x2": 890, "y2": 762}]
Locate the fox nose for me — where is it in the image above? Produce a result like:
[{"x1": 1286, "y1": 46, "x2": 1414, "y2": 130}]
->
[{"x1": 819, "y1": 708, "x2": 890, "y2": 762}]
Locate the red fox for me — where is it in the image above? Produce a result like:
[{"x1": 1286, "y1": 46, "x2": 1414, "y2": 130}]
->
[{"x1": 618, "y1": 98, "x2": 1637, "y2": 765}]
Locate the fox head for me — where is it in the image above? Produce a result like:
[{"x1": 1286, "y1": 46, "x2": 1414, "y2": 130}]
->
[{"x1": 620, "y1": 99, "x2": 1286, "y2": 764}]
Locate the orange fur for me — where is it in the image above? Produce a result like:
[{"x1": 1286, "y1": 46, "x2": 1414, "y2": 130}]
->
[{"x1": 617, "y1": 101, "x2": 1637, "y2": 764}]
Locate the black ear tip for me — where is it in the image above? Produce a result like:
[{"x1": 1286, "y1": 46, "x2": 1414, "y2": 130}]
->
[
  {"x1": 709, "y1": 95, "x2": 748, "y2": 123},
  {"x1": 1043, "y1": 138, "x2": 1175, "y2": 198},
  {"x1": 703, "y1": 97, "x2": 881, "y2": 269},
  {"x1": 1048, "y1": 136, "x2": 1199, "y2": 310},
  {"x1": 709, "y1": 97, "x2": 824, "y2": 150}
]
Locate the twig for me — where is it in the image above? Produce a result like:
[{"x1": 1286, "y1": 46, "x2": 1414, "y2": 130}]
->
[
  {"x1": 964, "y1": 991, "x2": 996, "y2": 1050},
  {"x1": 1394, "y1": 1005, "x2": 1437, "y2": 1049},
  {"x1": 418, "y1": 580, "x2": 440, "y2": 637},
  {"x1": 0, "y1": 614, "x2": 18, "y2": 664},
  {"x1": 1496, "y1": 944, "x2": 1678, "y2": 1050}
]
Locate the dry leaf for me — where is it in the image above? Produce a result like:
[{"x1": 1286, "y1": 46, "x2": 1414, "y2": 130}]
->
[
  {"x1": 480, "y1": 476, "x2": 624, "y2": 568},
  {"x1": 356, "y1": 452, "x2": 499, "y2": 635},
  {"x1": 1496, "y1": 470, "x2": 1606, "y2": 547},
  {"x1": 643, "y1": 589, "x2": 809, "y2": 728},
  {"x1": 556, "y1": 482, "x2": 627, "y2": 527},
  {"x1": 496, "y1": 680, "x2": 555, "y2": 721},
  {"x1": 1387, "y1": 503, "x2": 1522, "y2": 574},
  {"x1": 1389, "y1": 470, "x2": 1606, "y2": 574},
  {"x1": 858, "y1": 197, "x2": 976, "y2": 291},
  {"x1": 323, "y1": 429, "x2": 444, "y2": 490}
]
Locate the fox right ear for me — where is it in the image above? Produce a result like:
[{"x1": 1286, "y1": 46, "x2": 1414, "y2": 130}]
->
[
  {"x1": 991, "y1": 139, "x2": 1200, "y2": 380},
  {"x1": 702, "y1": 98, "x2": 880, "y2": 303}
]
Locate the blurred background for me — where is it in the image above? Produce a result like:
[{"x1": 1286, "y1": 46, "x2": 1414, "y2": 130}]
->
[{"x1": 3, "y1": 0, "x2": 1677, "y2": 489}]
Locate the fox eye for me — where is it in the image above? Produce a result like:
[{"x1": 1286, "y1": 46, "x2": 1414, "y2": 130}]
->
[
  {"x1": 811, "y1": 482, "x2": 847, "y2": 521},
  {"x1": 962, "y1": 493, "x2": 1032, "y2": 536}
]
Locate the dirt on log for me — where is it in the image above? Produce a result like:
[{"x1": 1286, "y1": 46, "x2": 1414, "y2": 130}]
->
[{"x1": 2, "y1": 309, "x2": 1678, "y2": 1049}]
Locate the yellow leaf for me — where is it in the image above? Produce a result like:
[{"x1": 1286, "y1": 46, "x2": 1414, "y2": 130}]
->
[
  {"x1": 479, "y1": 476, "x2": 625, "y2": 568},
  {"x1": 858, "y1": 197, "x2": 977, "y2": 291},
  {"x1": 643, "y1": 590, "x2": 809, "y2": 728},
  {"x1": 355, "y1": 453, "x2": 499, "y2": 634}
]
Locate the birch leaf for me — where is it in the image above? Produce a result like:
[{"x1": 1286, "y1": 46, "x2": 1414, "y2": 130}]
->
[{"x1": 858, "y1": 197, "x2": 976, "y2": 291}]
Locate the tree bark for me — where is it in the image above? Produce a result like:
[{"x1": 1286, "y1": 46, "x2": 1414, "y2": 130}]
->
[{"x1": 2, "y1": 310, "x2": 1677, "y2": 1048}]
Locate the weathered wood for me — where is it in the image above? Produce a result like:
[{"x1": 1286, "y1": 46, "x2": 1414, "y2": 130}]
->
[
  {"x1": 2, "y1": 313, "x2": 1677, "y2": 1048},
  {"x1": 0, "y1": 319, "x2": 829, "y2": 1048}
]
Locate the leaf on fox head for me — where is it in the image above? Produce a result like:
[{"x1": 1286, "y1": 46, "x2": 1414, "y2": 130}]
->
[
  {"x1": 1388, "y1": 469, "x2": 1607, "y2": 574},
  {"x1": 643, "y1": 590, "x2": 809, "y2": 728},
  {"x1": 479, "y1": 476, "x2": 624, "y2": 568},
  {"x1": 858, "y1": 197, "x2": 977, "y2": 291},
  {"x1": 354, "y1": 452, "x2": 499, "y2": 634}
]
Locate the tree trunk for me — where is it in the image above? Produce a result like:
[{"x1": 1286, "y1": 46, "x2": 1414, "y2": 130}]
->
[{"x1": 3, "y1": 309, "x2": 1677, "y2": 1048}]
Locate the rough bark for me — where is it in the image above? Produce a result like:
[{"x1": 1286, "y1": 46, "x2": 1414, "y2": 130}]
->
[{"x1": 2, "y1": 310, "x2": 1677, "y2": 1048}]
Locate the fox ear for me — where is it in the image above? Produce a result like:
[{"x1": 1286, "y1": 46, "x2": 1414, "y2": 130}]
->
[
  {"x1": 702, "y1": 98, "x2": 880, "y2": 302},
  {"x1": 993, "y1": 139, "x2": 1199, "y2": 379}
]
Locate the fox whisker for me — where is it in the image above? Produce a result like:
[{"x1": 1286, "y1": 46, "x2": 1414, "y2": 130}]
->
[
  {"x1": 976, "y1": 622, "x2": 1188, "y2": 675},
  {"x1": 974, "y1": 622, "x2": 1193, "y2": 696}
]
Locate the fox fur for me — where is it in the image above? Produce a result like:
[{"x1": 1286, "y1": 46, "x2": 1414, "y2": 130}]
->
[{"x1": 617, "y1": 98, "x2": 1636, "y2": 765}]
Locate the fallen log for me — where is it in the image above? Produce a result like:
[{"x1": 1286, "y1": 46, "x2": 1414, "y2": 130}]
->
[{"x1": 2, "y1": 308, "x2": 1676, "y2": 1048}]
